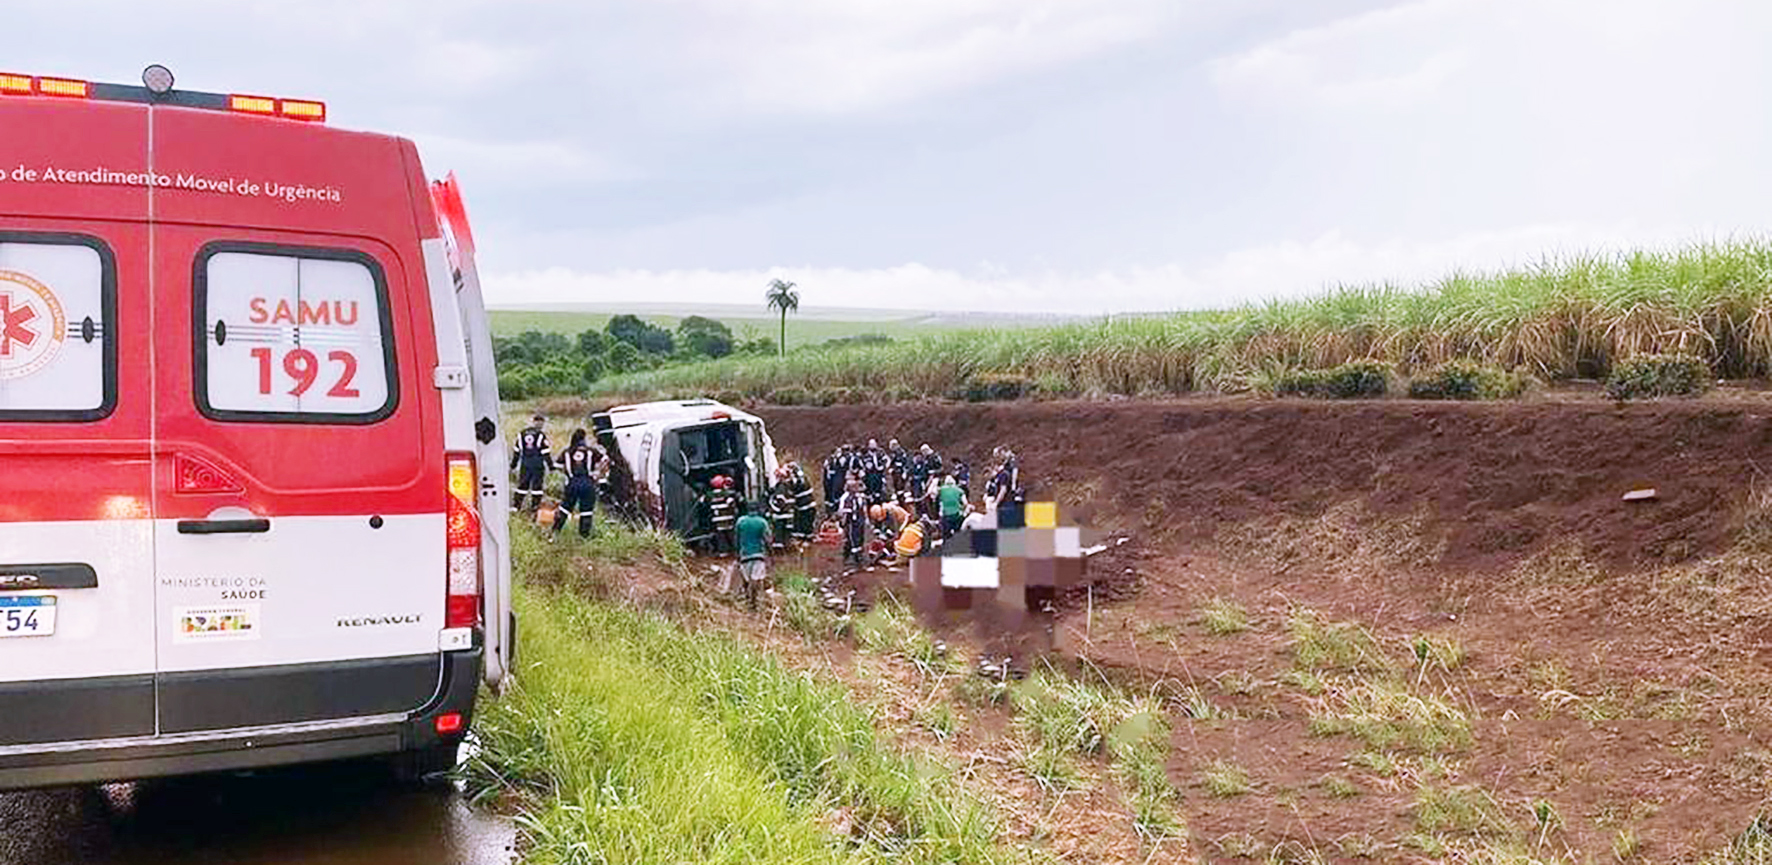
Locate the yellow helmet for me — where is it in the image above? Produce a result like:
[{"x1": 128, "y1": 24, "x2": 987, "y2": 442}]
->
[{"x1": 869, "y1": 504, "x2": 885, "y2": 521}]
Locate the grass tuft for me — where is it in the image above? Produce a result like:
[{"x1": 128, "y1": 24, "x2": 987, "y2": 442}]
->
[
  {"x1": 1200, "y1": 597, "x2": 1251, "y2": 635},
  {"x1": 1309, "y1": 678, "x2": 1472, "y2": 752},
  {"x1": 1707, "y1": 813, "x2": 1772, "y2": 864},
  {"x1": 1200, "y1": 758, "x2": 1254, "y2": 798},
  {"x1": 1413, "y1": 785, "x2": 1507, "y2": 836},
  {"x1": 1288, "y1": 609, "x2": 1391, "y2": 674}
]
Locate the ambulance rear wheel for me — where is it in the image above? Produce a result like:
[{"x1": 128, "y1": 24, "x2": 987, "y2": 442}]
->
[{"x1": 392, "y1": 742, "x2": 460, "y2": 786}]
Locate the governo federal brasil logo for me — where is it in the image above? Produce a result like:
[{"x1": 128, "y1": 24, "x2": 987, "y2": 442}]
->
[{"x1": 0, "y1": 270, "x2": 66, "y2": 380}]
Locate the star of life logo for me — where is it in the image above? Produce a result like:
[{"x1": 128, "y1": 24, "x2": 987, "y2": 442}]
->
[{"x1": 0, "y1": 270, "x2": 66, "y2": 380}]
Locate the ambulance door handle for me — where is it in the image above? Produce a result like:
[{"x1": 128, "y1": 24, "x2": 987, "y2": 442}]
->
[{"x1": 177, "y1": 518, "x2": 271, "y2": 535}]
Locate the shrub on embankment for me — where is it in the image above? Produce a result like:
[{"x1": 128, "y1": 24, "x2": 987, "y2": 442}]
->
[
  {"x1": 585, "y1": 240, "x2": 1772, "y2": 402},
  {"x1": 1264, "y1": 362, "x2": 1395, "y2": 399},
  {"x1": 1406, "y1": 361, "x2": 1531, "y2": 400},
  {"x1": 1604, "y1": 353, "x2": 1714, "y2": 400}
]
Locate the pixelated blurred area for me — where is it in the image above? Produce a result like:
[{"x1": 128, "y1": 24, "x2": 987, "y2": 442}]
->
[{"x1": 908, "y1": 501, "x2": 1114, "y2": 659}]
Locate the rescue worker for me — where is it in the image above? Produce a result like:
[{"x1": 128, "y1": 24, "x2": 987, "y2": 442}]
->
[
  {"x1": 887, "y1": 438, "x2": 910, "y2": 482},
  {"x1": 920, "y1": 444, "x2": 944, "y2": 485},
  {"x1": 869, "y1": 501, "x2": 912, "y2": 564},
  {"x1": 821, "y1": 449, "x2": 845, "y2": 516},
  {"x1": 987, "y1": 447, "x2": 1022, "y2": 511},
  {"x1": 953, "y1": 459, "x2": 972, "y2": 497},
  {"x1": 837, "y1": 478, "x2": 870, "y2": 570},
  {"x1": 787, "y1": 461, "x2": 818, "y2": 541},
  {"x1": 892, "y1": 462, "x2": 918, "y2": 513},
  {"x1": 551, "y1": 429, "x2": 603, "y2": 539},
  {"x1": 893, "y1": 513, "x2": 932, "y2": 561},
  {"x1": 732, "y1": 501, "x2": 773, "y2": 610},
  {"x1": 768, "y1": 469, "x2": 795, "y2": 550},
  {"x1": 509, "y1": 413, "x2": 552, "y2": 514},
  {"x1": 863, "y1": 439, "x2": 887, "y2": 503},
  {"x1": 708, "y1": 475, "x2": 739, "y2": 555},
  {"x1": 907, "y1": 449, "x2": 928, "y2": 513}
]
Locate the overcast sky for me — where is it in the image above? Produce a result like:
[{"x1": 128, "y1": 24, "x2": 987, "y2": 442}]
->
[{"x1": 9, "y1": 0, "x2": 1772, "y2": 313}]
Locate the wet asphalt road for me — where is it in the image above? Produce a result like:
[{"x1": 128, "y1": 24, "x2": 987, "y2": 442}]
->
[{"x1": 0, "y1": 760, "x2": 515, "y2": 865}]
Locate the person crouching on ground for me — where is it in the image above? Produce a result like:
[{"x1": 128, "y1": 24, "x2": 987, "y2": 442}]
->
[
  {"x1": 938, "y1": 474, "x2": 965, "y2": 538},
  {"x1": 732, "y1": 500, "x2": 772, "y2": 611},
  {"x1": 869, "y1": 501, "x2": 912, "y2": 567}
]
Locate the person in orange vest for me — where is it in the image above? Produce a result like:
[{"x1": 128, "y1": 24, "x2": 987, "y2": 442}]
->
[{"x1": 868, "y1": 501, "x2": 912, "y2": 567}]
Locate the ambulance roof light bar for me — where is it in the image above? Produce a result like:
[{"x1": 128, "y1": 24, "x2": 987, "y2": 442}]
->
[{"x1": 0, "y1": 65, "x2": 325, "y2": 123}]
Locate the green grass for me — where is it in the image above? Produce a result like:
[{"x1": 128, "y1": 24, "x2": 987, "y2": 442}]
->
[
  {"x1": 1707, "y1": 814, "x2": 1772, "y2": 864},
  {"x1": 1308, "y1": 678, "x2": 1473, "y2": 752},
  {"x1": 1199, "y1": 758, "x2": 1254, "y2": 798},
  {"x1": 1413, "y1": 785, "x2": 1507, "y2": 836},
  {"x1": 1199, "y1": 597, "x2": 1251, "y2": 635},
  {"x1": 1008, "y1": 665, "x2": 1182, "y2": 836},
  {"x1": 466, "y1": 528, "x2": 1009, "y2": 864},
  {"x1": 854, "y1": 596, "x2": 954, "y2": 678},
  {"x1": 1288, "y1": 609, "x2": 1392, "y2": 674},
  {"x1": 577, "y1": 239, "x2": 1772, "y2": 402}
]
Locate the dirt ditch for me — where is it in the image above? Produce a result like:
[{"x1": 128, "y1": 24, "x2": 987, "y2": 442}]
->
[{"x1": 756, "y1": 397, "x2": 1772, "y2": 862}]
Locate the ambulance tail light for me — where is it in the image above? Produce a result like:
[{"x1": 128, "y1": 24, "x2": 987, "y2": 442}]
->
[{"x1": 446, "y1": 453, "x2": 482, "y2": 629}]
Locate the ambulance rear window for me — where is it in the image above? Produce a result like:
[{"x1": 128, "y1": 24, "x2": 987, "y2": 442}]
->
[
  {"x1": 194, "y1": 243, "x2": 397, "y2": 423},
  {"x1": 0, "y1": 235, "x2": 116, "y2": 422}
]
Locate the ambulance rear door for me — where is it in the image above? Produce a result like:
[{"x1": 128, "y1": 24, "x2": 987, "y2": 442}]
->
[
  {"x1": 0, "y1": 98, "x2": 156, "y2": 749},
  {"x1": 149, "y1": 224, "x2": 444, "y2": 734}
]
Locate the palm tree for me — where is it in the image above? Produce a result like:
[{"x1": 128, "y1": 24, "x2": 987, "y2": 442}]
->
[{"x1": 764, "y1": 278, "x2": 799, "y2": 357}]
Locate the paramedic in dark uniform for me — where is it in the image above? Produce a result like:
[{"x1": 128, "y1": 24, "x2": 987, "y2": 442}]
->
[
  {"x1": 708, "y1": 475, "x2": 739, "y2": 555},
  {"x1": 510, "y1": 413, "x2": 552, "y2": 513},
  {"x1": 553, "y1": 429, "x2": 602, "y2": 539},
  {"x1": 768, "y1": 469, "x2": 795, "y2": 550},
  {"x1": 788, "y1": 461, "x2": 817, "y2": 541},
  {"x1": 821, "y1": 449, "x2": 844, "y2": 517},
  {"x1": 837, "y1": 477, "x2": 870, "y2": 570}
]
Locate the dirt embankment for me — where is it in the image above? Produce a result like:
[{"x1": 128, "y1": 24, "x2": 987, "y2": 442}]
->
[
  {"x1": 760, "y1": 398, "x2": 1772, "y2": 573},
  {"x1": 757, "y1": 398, "x2": 1772, "y2": 859}
]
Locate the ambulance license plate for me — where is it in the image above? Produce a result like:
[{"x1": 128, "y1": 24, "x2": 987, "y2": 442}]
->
[{"x1": 0, "y1": 596, "x2": 56, "y2": 637}]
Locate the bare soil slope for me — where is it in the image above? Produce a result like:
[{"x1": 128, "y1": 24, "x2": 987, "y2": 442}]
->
[
  {"x1": 762, "y1": 398, "x2": 1772, "y2": 572},
  {"x1": 758, "y1": 398, "x2": 1772, "y2": 861}
]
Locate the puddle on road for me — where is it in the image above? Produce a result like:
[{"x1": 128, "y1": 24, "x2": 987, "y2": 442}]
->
[{"x1": 0, "y1": 760, "x2": 516, "y2": 865}]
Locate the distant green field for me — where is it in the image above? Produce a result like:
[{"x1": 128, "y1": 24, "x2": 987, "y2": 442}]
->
[{"x1": 489, "y1": 308, "x2": 1064, "y2": 349}]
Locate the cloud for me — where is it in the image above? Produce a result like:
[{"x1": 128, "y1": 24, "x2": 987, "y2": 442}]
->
[
  {"x1": 484, "y1": 221, "x2": 1737, "y2": 315},
  {"x1": 410, "y1": 135, "x2": 636, "y2": 188},
  {"x1": 1208, "y1": 0, "x2": 1478, "y2": 109},
  {"x1": 668, "y1": 0, "x2": 1192, "y2": 115}
]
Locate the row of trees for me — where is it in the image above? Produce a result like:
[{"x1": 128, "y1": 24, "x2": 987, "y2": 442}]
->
[{"x1": 495, "y1": 314, "x2": 778, "y2": 398}]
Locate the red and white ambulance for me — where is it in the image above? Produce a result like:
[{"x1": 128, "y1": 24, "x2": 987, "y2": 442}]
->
[{"x1": 0, "y1": 67, "x2": 513, "y2": 789}]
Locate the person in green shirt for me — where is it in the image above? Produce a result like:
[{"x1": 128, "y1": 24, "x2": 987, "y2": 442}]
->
[
  {"x1": 733, "y1": 501, "x2": 773, "y2": 610},
  {"x1": 938, "y1": 474, "x2": 965, "y2": 538}
]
